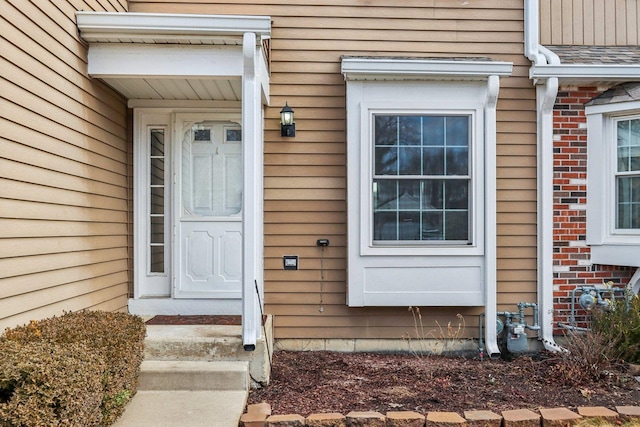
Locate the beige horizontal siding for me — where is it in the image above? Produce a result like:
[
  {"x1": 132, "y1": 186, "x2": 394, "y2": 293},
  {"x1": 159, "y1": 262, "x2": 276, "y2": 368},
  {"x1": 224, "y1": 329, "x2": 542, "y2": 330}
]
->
[
  {"x1": 0, "y1": 261, "x2": 128, "y2": 299},
  {"x1": 0, "y1": 0, "x2": 129, "y2": 330},
  {"x1": 131, "y1": 0, "x2": 537, "y2": 340},
  {"x1": 540, "y1": 0, "x2": 639, "y2": 45}
]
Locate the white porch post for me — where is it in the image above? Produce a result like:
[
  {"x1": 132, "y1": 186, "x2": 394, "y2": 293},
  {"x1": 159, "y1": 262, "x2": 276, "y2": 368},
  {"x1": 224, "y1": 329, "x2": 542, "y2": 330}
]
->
[{"x1": 242, "y1": 32, "x2": 264, "y2": 349}]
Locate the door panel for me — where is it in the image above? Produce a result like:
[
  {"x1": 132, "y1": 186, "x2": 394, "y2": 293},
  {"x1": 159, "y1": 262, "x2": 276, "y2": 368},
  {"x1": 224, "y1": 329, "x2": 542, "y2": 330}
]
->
[{"x1": 175, "y1": 118, "x2": 242, "y2": 299}]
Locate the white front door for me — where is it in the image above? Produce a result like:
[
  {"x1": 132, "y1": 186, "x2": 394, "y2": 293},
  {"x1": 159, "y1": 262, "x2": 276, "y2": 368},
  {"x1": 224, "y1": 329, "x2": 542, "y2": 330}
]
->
[{"x1": 174, "y1": 115, "x2": 243, "y2": 299}]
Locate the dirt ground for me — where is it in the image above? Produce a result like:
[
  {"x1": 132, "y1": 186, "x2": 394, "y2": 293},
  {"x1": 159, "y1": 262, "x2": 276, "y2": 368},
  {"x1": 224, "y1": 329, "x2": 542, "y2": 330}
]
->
[{"x1": 248, "y1": 351, "x2": 640, "y2": 416}]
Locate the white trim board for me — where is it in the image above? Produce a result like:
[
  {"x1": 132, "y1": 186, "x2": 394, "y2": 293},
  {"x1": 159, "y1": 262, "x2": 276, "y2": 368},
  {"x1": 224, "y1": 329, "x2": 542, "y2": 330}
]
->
[{"x1": 77, "y1": 11, "x2": 271, "y2": 43}]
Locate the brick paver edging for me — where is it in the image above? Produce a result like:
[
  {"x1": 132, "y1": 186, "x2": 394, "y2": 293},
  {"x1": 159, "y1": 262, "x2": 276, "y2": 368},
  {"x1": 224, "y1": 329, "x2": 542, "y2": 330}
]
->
[{"x1": 239, "y1": 404, "x2": 640, "y2": 427}]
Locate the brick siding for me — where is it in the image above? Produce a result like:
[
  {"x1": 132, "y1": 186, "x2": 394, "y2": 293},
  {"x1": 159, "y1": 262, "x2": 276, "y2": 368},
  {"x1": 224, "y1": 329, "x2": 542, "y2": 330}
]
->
[{"x1": 552, "y1": 86, "x2": 635, "y2": 332}]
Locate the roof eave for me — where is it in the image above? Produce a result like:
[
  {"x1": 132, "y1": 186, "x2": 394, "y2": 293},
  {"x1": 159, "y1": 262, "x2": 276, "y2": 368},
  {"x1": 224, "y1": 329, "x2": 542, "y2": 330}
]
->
[
  {"x1": 342, "y1": 57, "x2": 513, "y2": 81},
  {"x1": 76, "y1": 11, "x2": 272, "y2": 43},
  {"x1": 531, "y1": 64, "x2": 640, "y2": 83}
]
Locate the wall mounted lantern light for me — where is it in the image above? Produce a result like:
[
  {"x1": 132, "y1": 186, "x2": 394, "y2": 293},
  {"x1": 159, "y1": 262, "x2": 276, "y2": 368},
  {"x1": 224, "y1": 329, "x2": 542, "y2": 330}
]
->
[{"x1": 280, "y1": 102, "x2": 296, "y2": 137}]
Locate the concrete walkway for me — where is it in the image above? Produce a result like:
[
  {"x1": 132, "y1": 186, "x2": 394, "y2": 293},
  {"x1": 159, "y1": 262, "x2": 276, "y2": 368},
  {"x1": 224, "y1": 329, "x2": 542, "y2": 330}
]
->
[{"x1": 112, "y1": 390, "x2": 247, "y2": 427}]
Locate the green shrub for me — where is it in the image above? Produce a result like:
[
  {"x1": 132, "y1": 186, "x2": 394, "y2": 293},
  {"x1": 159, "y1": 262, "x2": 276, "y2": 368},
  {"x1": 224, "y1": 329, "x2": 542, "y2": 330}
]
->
[
  {"x1": 0, "y1": 311, "x2": 146, "y2": 426},
  {"x1": 591, "y1": 292, "x2": 640, "y2": 365}
]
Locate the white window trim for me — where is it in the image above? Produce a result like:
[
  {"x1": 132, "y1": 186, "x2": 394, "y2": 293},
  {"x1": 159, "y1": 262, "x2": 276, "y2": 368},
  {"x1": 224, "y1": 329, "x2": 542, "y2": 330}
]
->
[
  {"x1": 133, "y1": 110, "x2": 173, "y2": 298},
  {"x1": 586, "y1": 100, "x2": 640, "y2": 267},
  {"x1": 343, "y1": 58, "x2": 511, "y2": 307}
]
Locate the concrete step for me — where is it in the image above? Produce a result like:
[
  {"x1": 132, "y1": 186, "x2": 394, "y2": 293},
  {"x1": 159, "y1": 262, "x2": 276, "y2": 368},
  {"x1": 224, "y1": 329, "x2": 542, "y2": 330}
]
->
[
  {"x1": 143, "y1": 316, "x2": 273, "y2": 386},
  {"x1": 139, "y1": 360, "x2": 249, "y2": 391}
]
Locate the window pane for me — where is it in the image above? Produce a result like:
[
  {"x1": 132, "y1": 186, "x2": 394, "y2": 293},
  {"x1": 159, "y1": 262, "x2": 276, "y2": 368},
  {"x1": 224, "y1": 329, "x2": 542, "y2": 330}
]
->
[
  {"x1": 398, "y1": 211, "x2": 420, "y2": 240},
  {"x1": 618, "y1": 176, "x2": 640, "y2": 229},
  {"x1": 375, "y1": 115, "x2": 397, "y2": 146},
  {"x1": 445, "y1": 180, "x2": 469, "y2": 209},
  {"x1": 150, "y1": 216, "x2": 164, "y2": 244},
  {"x1": 150, "y1": 246, "x2": 164, "y2": 274},
  {"x1": 446, "y1": 116, "x2": 469, "y2": 146},
  {"x1": 422, "y1": 147, "x2": 444, "y2": 175},
  {"x1": 423, "y1": 179, "x2": 443, "y2": 209},
  {"x1": 618, "y1": 146, "x2": 630, "y2": 172},
  {"x1": 445, "y1": 211, "x2": 469, "y2": 240},
  {"x1": 375, "y1": 147, "x2": 398, "y2": 175},
  {"x1": 422, "y1": 212, "x2": 443, "y2": 240},
  {"x1": 632, "y1": 145, "x2": 640, "y2": 172},
  {"x1": 423, "y1": 116, "x2": 444, "y2": 146},
  {"x1": 374, "y1": 211, "x2": 398, "y2": 240},
  {"x1": 446, "y1": 147, "x2": 469, "y2": 175},
  {"x1": 398, "y1": 180, "x2": 420, "y2": 209},
  {"x1": 398, "y1": 147, "x2": 421, "y2": 175},
  {"x1": 150, "y1": 130, "x2": 164, "y2": 156},
  {"x1": 374, "y1": 180, "x2": 398, "y2": 210},
  {"x1": 399, "y1": 116, "x2": 421, "y2": 145},
  {"x1": 150, "y1": 158, "x2": 164, "y2": 185},
  {"x1": 150, "y1": 187, "x2": 164, "y2": 215}
]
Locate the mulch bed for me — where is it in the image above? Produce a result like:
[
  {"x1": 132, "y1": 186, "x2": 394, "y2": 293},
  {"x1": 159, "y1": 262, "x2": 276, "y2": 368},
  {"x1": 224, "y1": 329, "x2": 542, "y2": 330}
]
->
[{"x1": 248, "y1": 351, "x2": 640, "y2": 417}]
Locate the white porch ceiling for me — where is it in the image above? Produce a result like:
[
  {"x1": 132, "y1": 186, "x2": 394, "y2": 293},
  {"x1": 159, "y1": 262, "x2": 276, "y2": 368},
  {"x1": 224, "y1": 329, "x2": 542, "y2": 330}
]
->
[{"x1": 102, "y1": 77, "x2": 242, "y2": 101}]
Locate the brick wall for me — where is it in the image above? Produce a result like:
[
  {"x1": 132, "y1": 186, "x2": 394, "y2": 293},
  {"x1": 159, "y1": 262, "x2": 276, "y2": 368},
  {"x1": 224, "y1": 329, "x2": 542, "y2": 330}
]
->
[{"x1": 552, "y1": 86, "x2": 635, "y2": 332}]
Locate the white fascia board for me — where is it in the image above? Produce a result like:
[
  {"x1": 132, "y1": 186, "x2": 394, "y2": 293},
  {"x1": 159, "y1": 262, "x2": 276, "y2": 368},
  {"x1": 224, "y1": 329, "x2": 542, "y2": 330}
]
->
[
  {"x1": 585, "y1": 100, "x2": 640, "y2": 115},
  {"x1": 88, "y1": 44, "x2": 243, "y2": 78},
  {"x1": 341, "y1": 58, "x2": 513, "y2": 81},
  {"x1": 531, "y1": 64, "x2": 640, "y2": 81},
  {"x1": 77, "y1": 11, "x2": 271, "y2": 43}
]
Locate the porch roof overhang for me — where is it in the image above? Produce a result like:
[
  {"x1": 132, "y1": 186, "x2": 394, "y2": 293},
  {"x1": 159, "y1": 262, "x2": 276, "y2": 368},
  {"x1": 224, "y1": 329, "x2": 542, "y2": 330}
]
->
[
  {"x1": 76, "y1": 12, "x2": 271, "y2": 105},
  {"x1": 529, "y1": 46, "x2": 640, "y2": 86},
  {"x1": 530, "y1": 64, "x2": 640, "y2": 85}
]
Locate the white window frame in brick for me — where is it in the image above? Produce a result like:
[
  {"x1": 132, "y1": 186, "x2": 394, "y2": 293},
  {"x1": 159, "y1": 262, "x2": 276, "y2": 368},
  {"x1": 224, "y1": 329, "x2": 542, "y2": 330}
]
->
[{"x1": 586, "y1": 101, "x2": 640, "y2": 267}]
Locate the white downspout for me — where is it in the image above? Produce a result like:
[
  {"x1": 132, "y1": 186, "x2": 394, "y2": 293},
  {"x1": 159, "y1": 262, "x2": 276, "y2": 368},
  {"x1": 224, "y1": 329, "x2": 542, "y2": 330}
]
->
[
  {"x1": 536, "y1": 76, "x2": 561, "y2": 351},
  {"x1": 484, "y1": 75, "x2": 501, "y2": 357},
  {"x1": 524, "y1": 0, "x2": 562, "y2": 350}
]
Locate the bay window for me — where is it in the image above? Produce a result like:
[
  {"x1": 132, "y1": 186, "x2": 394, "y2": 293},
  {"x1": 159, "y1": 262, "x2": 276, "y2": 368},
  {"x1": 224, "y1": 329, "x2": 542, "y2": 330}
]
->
[{"x1": 342, "y1": 57, "x2": 512, "y2": 307}]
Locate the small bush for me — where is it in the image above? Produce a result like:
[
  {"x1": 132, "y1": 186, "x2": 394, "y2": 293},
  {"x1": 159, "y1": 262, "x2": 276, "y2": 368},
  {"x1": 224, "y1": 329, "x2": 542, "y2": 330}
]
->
[
  {"x1": 0, "y1": 341, "x2": 106, "y2": 427},
  {"x1": 591, "y1": 292, "x2": 640, "y2": 365},
  {"x1": 548, "y1": 328, "x2": 618, "y2": 386},
  {"x1": 0, "y1": 311, "x2": 146, "y2": 426}
]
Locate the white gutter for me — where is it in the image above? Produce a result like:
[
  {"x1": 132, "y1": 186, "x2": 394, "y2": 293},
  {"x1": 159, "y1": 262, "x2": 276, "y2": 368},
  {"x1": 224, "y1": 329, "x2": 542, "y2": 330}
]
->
[
  {"x1": 525, "y1": 0, "x2": 561, "y2": 351},
  {"x1": 531, "y1": 64, "x2": 640, "y2": 81}
]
